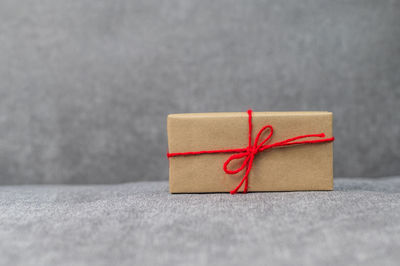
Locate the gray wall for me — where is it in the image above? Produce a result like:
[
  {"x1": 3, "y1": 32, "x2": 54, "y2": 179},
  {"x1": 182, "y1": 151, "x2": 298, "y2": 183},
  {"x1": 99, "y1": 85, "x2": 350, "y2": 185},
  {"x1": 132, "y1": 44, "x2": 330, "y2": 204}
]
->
[{"x1": 0, "y1": 0, "x2": 399, "y2": 185}]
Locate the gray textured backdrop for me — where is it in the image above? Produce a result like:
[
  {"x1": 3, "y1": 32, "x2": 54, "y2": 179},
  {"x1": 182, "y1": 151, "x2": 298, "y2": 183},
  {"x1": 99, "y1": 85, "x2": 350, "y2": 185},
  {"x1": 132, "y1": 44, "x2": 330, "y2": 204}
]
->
[{"x1": 0, "y1": 0, "x2": 399, "y2": 185}]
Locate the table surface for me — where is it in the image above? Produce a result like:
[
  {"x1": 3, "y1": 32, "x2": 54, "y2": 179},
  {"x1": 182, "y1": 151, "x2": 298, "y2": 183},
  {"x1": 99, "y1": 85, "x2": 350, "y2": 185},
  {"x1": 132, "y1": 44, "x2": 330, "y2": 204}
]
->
[{"x1": 1, "y1": 177, "x2": 399, "y2": 266}]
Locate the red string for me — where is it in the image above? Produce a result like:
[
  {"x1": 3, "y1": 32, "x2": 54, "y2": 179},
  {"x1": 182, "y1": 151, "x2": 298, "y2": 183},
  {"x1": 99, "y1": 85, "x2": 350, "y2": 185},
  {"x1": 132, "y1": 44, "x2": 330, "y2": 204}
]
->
[{"x1": 167, "y1": 110, "x2": 334, "y2": 194}]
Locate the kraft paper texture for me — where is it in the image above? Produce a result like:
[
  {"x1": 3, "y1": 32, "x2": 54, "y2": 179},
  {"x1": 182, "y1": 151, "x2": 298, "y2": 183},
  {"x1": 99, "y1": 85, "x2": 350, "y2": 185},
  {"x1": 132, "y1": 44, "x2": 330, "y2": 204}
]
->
[{"x1": 167, "y1": 111, "x2": 333, "y2": 193}]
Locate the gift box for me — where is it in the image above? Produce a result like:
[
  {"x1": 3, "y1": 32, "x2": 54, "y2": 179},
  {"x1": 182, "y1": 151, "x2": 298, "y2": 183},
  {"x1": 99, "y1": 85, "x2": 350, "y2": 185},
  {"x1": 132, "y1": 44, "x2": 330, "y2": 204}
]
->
[{"x1": 167, "y1": 110, "x2": 334, "y2": 194}]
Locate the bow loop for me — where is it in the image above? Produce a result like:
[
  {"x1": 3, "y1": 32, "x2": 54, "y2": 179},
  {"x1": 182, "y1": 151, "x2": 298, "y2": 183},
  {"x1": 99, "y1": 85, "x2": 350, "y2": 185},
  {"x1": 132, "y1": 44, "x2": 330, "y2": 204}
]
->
[
  {"x1": 254, "y1": 125, "x2": 273, "y2": 151},
  {"x1": 223, "y1": 152, "x2": 251, "y2": 174}
]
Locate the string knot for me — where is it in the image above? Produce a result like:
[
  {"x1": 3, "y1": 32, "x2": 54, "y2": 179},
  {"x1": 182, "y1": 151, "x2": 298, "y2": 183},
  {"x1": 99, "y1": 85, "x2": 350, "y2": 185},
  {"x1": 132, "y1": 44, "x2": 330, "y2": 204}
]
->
[{"x1": 247, "y1": 146, "x2": 257, "y2": 155}]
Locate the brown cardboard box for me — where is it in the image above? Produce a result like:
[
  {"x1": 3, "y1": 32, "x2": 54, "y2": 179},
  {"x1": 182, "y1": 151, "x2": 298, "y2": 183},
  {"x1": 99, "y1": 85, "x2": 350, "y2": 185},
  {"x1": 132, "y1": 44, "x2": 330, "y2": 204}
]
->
[{"x1": 167, "y1": 111, "x2": 333, "y2": 193}]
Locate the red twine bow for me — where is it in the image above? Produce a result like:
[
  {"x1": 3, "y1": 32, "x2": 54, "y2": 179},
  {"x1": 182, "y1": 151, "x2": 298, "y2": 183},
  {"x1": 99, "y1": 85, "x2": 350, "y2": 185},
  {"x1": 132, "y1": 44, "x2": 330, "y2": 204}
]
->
[{"x1": 167, "y1": 110, "x2": 334, "y2": 194}]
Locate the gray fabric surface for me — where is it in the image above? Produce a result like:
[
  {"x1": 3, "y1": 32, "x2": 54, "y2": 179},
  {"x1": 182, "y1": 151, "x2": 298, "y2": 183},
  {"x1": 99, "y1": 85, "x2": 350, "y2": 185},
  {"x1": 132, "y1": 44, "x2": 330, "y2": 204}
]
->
[
  {"x1": 1, "y1": 0, "x2": 400, "y2": 185},
  {"x1": 1, "y1": 177, "x2": 399, "y2": 266}
]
